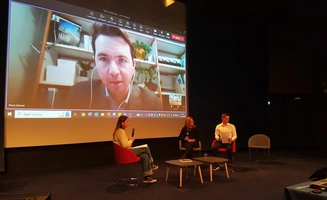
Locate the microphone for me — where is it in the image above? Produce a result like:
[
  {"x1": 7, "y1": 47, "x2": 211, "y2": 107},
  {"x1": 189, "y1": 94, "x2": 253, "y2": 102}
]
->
[{"x1": 132, "y1": 128, "x2": 135, "y2": 137}]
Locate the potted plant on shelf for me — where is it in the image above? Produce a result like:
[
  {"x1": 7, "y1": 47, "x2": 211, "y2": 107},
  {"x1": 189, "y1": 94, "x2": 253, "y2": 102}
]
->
[
  {"x1": 133, "y1": 40, "x2": 152, "y2": 61},
  {"x1": 133, "y1": 66, "x2": 161, "y2": 92},
  {"x1": 145, "y1": 68, "x2": 160, "y2": 91},
  {"x1": 133, "y1": 68, "x2": 150, "y2": 87},
  {"x1": 77, "y1": 60, "x2": 94, "y2": 77}
]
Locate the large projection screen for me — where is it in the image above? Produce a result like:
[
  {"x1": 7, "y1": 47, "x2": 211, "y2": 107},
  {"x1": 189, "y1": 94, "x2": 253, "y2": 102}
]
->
[{"x1": 4, "y1": 0, "x2": 187, "y2": 148}]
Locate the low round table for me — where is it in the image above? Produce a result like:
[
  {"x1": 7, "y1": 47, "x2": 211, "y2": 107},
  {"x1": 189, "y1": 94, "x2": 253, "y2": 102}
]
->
[
  {"x1": 193, "y1": 156, "x2": 230, "y2": 181},
  {"x1": 165, "y1": 159, "x2": 204, "y2": 187}
]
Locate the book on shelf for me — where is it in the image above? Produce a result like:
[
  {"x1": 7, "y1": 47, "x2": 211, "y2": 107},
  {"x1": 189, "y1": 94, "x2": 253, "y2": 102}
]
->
[{"x1": 179, "y1": 159, "x2": 193, "y2": 162}]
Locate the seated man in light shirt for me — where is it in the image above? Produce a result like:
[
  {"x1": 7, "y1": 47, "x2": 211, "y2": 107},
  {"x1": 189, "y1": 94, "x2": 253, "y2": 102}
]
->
[{"x1": 211, "y1": 112, "x2": 237, "y2": 172}]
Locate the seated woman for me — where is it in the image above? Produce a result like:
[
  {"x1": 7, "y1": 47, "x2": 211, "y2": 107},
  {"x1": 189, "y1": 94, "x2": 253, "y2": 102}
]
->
[
  {"x1": 178, "y1": 116, "x2": 201, "y2": 159},
  {"x1": 113, "y1": 115, "x2": 159, "y2": 184}
]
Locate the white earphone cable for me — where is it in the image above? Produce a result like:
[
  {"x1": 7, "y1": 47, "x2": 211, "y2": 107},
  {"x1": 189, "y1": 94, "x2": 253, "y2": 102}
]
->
[{"x1": 88, "y1": 66, "x2": 97, "y2": 109}]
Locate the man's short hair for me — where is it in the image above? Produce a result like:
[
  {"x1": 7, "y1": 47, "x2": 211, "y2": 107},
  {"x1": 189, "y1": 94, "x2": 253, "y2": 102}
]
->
[
  {"x1": 221, "y1": 113, "x2": 230, "y2": 118},
  {"x1": 90, "y1": 23, "x2": 135, "y2": 59}
]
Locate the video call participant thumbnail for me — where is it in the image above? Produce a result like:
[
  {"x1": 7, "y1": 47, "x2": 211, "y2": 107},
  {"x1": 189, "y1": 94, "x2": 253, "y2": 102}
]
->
[{"x1": 64, "y1": 23, "x2": 161, "y2": 110}]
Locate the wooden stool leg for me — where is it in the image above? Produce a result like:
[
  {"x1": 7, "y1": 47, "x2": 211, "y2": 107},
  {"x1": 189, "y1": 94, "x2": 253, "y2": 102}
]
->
[
  {"x1": 179, "y1": 167, "x2": 183, "y2": 187},
  {"x1": 193, "y1": 165, "x2": 196, "y2": 177},
  {"x1": 209, "y1": 164, "x2": 213, "y2": 182},
  {"x1": 224, "y1": 162, "x2": 230, "y2": 179},
  {"x1": 198, "y1": 166, "x2": 203, "y2": 184},
  {"x1": 185, "y1": 166, "x2": 188, "y2": 178},
  {"x1": 166, "y1": 166, "x2": 170, "y2": 181}
]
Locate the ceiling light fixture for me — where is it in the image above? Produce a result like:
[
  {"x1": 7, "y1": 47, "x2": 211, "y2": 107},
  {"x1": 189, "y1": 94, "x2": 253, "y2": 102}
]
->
[{"x1": 162, "y1": 0, "x2": 175, "y2": 7}]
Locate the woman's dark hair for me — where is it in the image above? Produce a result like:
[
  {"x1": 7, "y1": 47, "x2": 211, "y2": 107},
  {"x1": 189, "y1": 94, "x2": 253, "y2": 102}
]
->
[{"x1": 113, "y1": 115, "x2": 128, "y2": 135}]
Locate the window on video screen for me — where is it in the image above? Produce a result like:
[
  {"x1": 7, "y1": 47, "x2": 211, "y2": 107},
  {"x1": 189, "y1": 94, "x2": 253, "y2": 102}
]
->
[{"x1": 5, "y1": 0, "x2": 187, "y2": 120}]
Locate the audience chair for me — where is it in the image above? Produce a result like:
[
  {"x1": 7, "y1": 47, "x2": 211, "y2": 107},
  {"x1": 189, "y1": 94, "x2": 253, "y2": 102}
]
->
[
  {"x1": 113, "y1": 143, "x2": 140, "y2": 186},
  {"x1": 248, "y1": 134, "x2": 271, "y2": 164},
  {"x1": 179, "y1": 140, "x2": 202, "y2": 157}
]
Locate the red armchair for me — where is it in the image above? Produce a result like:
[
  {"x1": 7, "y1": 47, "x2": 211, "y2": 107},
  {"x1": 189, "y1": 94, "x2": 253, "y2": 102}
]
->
[
  {"x1": 113, "y1": 143, "x2": 140, "y2": 186},
  {"x1": 211, "y1": 140, "x2": 237, "y2": 153}
]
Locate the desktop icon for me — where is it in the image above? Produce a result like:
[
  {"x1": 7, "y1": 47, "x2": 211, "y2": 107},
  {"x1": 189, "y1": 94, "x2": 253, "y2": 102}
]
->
[{"x1": 81, "y1": 112, "x2": 85, "y2": 117}]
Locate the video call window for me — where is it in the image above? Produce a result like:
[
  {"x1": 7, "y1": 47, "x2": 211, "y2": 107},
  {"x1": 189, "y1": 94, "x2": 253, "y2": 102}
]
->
[
  {"x1": 6, "y1": 0, "x2": 187, "y2": 118},
  {"x1": 4, "y1": 0, "x2": 187, "y2": 148}
]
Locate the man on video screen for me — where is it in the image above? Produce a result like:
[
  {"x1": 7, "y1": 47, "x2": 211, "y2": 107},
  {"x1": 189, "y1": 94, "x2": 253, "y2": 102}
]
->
[{"x1": 64, "y1": 23, "x2": 161, "y2": 110}]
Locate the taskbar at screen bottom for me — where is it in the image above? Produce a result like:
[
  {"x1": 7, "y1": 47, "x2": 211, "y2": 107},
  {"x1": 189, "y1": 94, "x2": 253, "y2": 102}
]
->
[{"x1": 4, "y1": 110, "x2": 187, "y2": 119}]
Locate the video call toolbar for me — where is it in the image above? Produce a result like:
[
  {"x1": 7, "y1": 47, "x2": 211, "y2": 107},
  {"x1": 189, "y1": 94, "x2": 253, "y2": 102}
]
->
[
  {"x1": 14, "y1": 0, "x2": 185, "y2": 43},
  {"x1": 85, "y1": 9, "x2": 185, "y2": 42}
]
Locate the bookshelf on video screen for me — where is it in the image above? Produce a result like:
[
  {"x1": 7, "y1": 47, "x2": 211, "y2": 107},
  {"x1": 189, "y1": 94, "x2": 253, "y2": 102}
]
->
[{"x1": 5, "y1": 0, "x2": 187, "y2": 147}]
